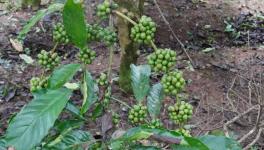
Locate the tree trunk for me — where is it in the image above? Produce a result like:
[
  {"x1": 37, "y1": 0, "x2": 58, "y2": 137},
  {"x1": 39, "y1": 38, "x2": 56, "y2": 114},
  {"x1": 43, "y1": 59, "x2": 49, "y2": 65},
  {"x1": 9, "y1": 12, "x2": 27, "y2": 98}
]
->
[{"x1": 116, "y1": 0, "x2": 145, "y2": 93}]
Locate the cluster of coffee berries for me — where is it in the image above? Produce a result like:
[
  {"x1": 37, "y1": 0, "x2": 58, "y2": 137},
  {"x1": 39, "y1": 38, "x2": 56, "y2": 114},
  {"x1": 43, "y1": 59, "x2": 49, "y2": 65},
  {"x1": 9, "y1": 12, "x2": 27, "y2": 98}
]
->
[
  {"x1": 96, "y1": 1, "x2": 118, "y2": 19},
  {"x1": 176, "y1": 128, "x2": 191, "y2": 137},
  {"x1": 87, "y1": 24, "x2": 117, "y2": 46},
  {"x1": 30, "y1": 77, "x2": 48, "y2": 92},
  {"x1": 53, "y1": 23, "x2": 69, "y2": 44},
  {"x1": 128, "y1": 104, "x2": 147, "y2": 124},
  {"x1": 112, "y1": 112, "x2": 120, "y2": 125},
  {"x1": 130, "y1": 15, "x2": 156, "y2": 44},
  {"x1": 161, "y1": 71, "x2": 185, "y2": 95},
  {"x1": 102, "y1": 87, "x2": 111, "y2": 107},
  {"x1": 78, "y1": 48, "x2": 96, "y2": 64},
  {"x1": 97, "y1": 73, "x2": 108, "y2": 86},
  {"x1": 148, "y1": 119, "x2": 163, "y2": 129},
  {"x1": 168, "y1": 101, "x2": 193, "y2": 124},
  {"x1": 37, "y1": 50, "x2": 60, "y2": 70},
  {"x1": 147, "y1": 49, "x2": 176, "y2": 72},
  {"x1": 87, "y1": 24, "x2": 101, "y2": 42},
  {"x1": 99, "y1": 28, "x2": 117, "y2": 46}
]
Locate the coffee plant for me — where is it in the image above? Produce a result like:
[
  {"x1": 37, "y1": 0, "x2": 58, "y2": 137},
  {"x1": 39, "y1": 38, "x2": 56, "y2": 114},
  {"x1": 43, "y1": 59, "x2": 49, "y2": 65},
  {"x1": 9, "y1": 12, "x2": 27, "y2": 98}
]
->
[{"x1": 0, "y1": 0, "x2": 242, "y2": 150}]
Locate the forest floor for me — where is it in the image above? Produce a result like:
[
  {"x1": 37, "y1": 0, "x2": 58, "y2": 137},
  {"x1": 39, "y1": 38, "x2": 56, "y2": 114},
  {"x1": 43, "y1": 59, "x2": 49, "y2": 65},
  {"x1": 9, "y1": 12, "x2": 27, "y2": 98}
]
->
[{"x1": 0, "y1": 0, "x2": 264, "y2": 149}]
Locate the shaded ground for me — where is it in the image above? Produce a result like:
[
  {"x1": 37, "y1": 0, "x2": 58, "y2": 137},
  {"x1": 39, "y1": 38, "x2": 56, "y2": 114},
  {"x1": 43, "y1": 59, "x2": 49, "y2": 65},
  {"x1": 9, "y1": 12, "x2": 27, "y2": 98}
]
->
[{"x1": 0, "y1": 0, "x2": 264, "y2": 148}]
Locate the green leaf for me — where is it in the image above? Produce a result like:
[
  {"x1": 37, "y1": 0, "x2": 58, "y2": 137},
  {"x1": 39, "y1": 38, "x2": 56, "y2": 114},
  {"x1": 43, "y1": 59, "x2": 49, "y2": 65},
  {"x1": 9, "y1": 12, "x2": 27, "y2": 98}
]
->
[
  {"x1": 48, "y1": 64, "x2": 81, "y2": 89},
  {"x1": 5, "y1": 88, "x2": 72, "y2": 150},
  {"x1": 63, "y1": 0, "x2": 87, "y2": 48},
  {"x1": 55, "y1": 119, "x2": 84, "y2": 133},
  {"x1": 49, "y1": 130, "x2": 94, "y2": 149},
  {"x1": 147, "y1": 83, "x2": 164, "y2": 119},
  {"x1": 184, "y1": 137, "x2": 209, "y2": 150},
  {"x1": 130, "y1": 64, "x2": 151, "y2": 102},
  {"x1": 199, "y1": 135, "x2": 242, "y2": 150},
  {"x1": 80, "y1": 71, "x2": 98, "y2": 115},
  {"x1": 171, "y1": 145, "x2": 202, "y2": 150},
  {"x1": 109, "y1": 140, "x2": 124, "y2": 150},
  {"x1": 65, "y1": 102, "x2": 84, "y2": 119},
  {"x1": 0, "y1": 139, "x2": 6, "y2": 150},
  {"x1": 120, "y1": 126, "x2": 182, "y2": 141},
  {"x1": 91, "y1": 103, "x2": 104, "y2": 120},
  {"x1": 131, "y1": 145, "x2": 160, "y2": 150},
  {"x1": 18, "y1": 3, "x2": 64, "y2": 40}
]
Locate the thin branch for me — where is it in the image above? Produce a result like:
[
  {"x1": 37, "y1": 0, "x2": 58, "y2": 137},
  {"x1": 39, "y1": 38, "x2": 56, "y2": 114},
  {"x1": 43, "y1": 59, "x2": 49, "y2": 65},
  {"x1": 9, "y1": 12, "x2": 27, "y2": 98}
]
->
[
  {"x1": 51, "y1": 42, "x2": 58, "y2": 53},
  {"x1": 107, "y1": 0, "x2": 115, "y2": 82},
  {"x1": 113, "y1": 10, "x2": 137, "y2": 25},
  {"x1": 243, "y1": 128, "x2": 263, "y2": 150},
  {"x1": 239, "y1": 126, "x2": 257, "y2": 143},
  {"x1": 152, "y1": 0, "x2": 194, "y2": 67},
  {"x1": 224, "y1": 105, "x2": 259, "y2": 137},
  {"x1": 111, "y1": 97, "x2": 132, "y2": 109},
  {"x1": 226, "y1": 76, "x2": 238, "y2": 113}
]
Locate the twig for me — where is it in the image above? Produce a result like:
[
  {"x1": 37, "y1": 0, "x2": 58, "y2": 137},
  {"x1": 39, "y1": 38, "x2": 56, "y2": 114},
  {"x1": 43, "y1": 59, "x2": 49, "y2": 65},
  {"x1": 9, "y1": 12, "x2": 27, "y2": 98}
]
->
[
  {"x1": 107, "y1": 0, "x2": 115, "y2": 82},
  {"x1": 243, "y1": 128, "x2": 263, "y2": 150},
  {"x1": 51, "y1": 42, "x2": 58, "y2": 53},
  {"x1": 150, "y1": 134, "x2": 181, "y2": 144},
  {"x1": 226, "y1": 76, "x2": 238, "y2": 113},
  {"x1": 224, "y1": 105, "x2": 259, "y2": 137},
  {"x1": 150, "y1": 40, "x2": 158, "y2": 51},
  {"x1": 239, "y1": 126, "x2": 257, "y2": 143},
  {"x1": 153, "y1": 0, "x2": 194, "y2": 67},
  {"x1": 113, "y1": 10, "x2": 137, "y2": 25},
  {"x1": 111, "y1": 97, "x2": 132, "y2": 109}
]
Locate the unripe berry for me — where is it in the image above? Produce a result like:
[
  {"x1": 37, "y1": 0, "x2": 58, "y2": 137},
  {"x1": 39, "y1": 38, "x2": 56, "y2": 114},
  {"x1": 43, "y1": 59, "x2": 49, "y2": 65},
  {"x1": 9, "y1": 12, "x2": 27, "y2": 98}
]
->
[
  {"x1": 148, "y1": 119, "x2": 163, "y2": 129},
  {"x1": 130, "y1": 16, "x2": 156, "y2": 45},
  {"x1": 37, "y1": 50, "x2": 60, "y2": 70},
  {"x1": 96, "y1": 0, "x2": 118, "y2": 19},
  {"x1": 53, "y1": 23, "x2": 69, "y2": 44},
  {"x1": 176, "y1": 128, "x2": 191, "y2": 137},
  {"x1": 97, "y1": 73, "x2": 108, "y2": 86},
  {"x1": 167, "y1": 101, "x2": 193, "y2": 124},
  {"x1": 78, "y1": 47, "x2": 96, "y2": 65},
  {"x1": 161, "y1": 71, "x2": 185, "y2": 96},
  {"x1": 30, "y1": 77, "x2": 48, "y2": 92},
  {"x1": 147, "y1": 49, "x2": 176, "y2": 72},
  {"x1": 128, "y1": 103, "x2": 147, "y2": 125}
]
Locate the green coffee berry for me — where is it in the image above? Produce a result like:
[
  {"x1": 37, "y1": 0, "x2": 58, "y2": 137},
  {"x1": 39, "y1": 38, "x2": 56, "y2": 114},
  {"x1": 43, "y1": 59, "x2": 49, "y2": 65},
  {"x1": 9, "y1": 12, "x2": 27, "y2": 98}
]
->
[
  {"x1": 30, "y1": 77, "x2": 48, "y2": 92},
  {"x1": 87, "y1": 24, "x2": 117, "y2": 46},
  {"x1": 148, "y1": 48, "x2": 176, "y2": 72},
  {"x1": 148, "y1": 119, "x2": 163, "y2": 129},
  {"x1": 99, "y1": 28, "x2": 117, "y2": 46},
  {"x1": 37, "y1": 50, "x2": 61, "y2": 70},
  {"x1": 161, "y1": 71, "x2": 185, "y2": 95},
  {"x1": 128, "y1": 104, "x2": 147, "y2": 124},
  {"x1": 53, "y1": 22, "x2": 70, "y2": 44},
  {"x1": 176, "y1": 128, "x2": 191, "y2": 137},
  {"x1": 131, "y1": 15, "x2": 156, "y2": 44},
  {"x1": 112, "y1": 112, "x2": 120, "y2": 125},
  {"x1": 168, "y1": 101, "x2": 193, "y2": 124},
  {"x1": 97, "y1": 73, "x2": 108, "y2": 86},
  {"x1": 78, "y1": 47, "x2": 96, "y2": 64},
  {"x1": 103, "y1": 86, "x2": 111, "y2": 107},
  {"x1": 96, "y1": 0, "x2": 118, "y2": 19},
  {"x1": 87, "y1": 24, "x2": 101, "y2": 42}
]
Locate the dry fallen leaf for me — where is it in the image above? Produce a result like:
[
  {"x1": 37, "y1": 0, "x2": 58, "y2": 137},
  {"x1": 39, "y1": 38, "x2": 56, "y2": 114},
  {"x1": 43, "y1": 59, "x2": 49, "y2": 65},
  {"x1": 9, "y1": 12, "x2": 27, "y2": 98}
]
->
[
  {"x1": 19, "y1": 54, "x2": 34, "y2": 64},
  {"x1": 10, "y1": 38, "x2": 23, "y2": 52}
]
